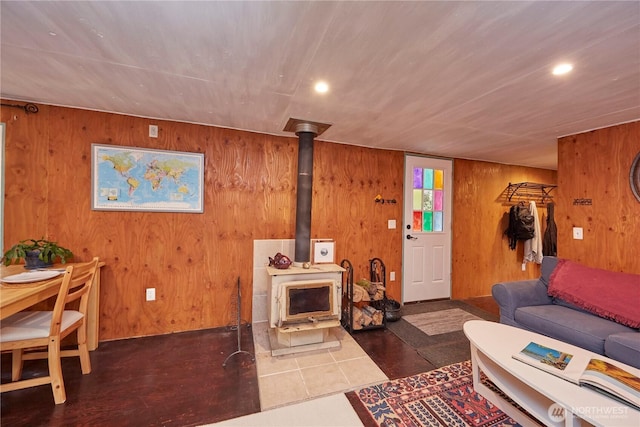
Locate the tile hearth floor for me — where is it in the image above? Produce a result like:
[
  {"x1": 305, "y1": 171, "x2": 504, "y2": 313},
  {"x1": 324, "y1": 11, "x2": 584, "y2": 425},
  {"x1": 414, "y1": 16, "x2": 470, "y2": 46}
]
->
[{"x1": 251, "y1": 321, "x2": 388, "y2": 410}]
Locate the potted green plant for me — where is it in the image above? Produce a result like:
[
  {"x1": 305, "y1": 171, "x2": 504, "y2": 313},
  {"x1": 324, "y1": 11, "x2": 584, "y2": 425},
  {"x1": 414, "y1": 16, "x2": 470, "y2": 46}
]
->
[{"x1": 2, "y1": 238, "x2": 74, "y2": 270}]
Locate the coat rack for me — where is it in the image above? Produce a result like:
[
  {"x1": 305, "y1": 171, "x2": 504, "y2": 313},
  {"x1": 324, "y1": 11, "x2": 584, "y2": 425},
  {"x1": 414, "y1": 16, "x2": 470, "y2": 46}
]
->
[{"x1": 501, "y1": 182, "x2": 557, "y2": 205}]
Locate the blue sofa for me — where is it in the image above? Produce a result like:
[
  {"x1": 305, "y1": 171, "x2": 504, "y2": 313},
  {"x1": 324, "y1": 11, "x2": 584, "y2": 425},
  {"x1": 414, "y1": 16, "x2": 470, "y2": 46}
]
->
[{"x1": 492, "y1": 256, "x2": 640, "y2": 369}]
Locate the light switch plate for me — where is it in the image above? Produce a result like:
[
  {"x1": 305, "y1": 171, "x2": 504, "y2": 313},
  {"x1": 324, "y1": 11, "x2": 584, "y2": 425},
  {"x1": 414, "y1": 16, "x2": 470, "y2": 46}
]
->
[
  {"x1": 388, "y1": 219, "x2": 396, "y2": 229},
  {"x1": 572, "y1": 227, "x2": 583, "y2": 240}
]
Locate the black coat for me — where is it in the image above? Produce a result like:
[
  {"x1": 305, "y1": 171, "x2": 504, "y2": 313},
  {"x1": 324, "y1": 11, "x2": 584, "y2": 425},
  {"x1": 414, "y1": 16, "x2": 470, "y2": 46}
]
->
[{"x1": 542, "y1": 203, "x2": 558, "y2": 256}]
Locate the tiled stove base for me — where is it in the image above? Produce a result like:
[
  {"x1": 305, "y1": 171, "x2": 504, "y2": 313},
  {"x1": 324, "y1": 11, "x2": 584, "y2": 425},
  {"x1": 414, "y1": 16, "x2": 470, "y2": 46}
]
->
[
  {"x1": 269, "y1": 320, "x2": 341, "y2": 356},
  {"x1": 252, "y1": 321, "x2": 388, "y2": 410},
  {"x1": 251, "y1": 240, "x2": 386, "y2": 410}
]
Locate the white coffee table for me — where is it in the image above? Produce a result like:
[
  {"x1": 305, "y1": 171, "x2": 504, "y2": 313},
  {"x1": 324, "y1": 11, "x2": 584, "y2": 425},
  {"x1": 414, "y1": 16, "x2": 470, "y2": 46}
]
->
[{"x1": 463, "y1": 320, "x2": 640, "y2": 427}]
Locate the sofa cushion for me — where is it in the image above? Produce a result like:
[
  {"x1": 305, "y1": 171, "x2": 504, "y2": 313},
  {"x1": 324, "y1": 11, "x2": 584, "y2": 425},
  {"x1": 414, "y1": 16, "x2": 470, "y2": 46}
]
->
[
  {"x1": 547, "y1": 259, "x2": 640, "y2": 328},
  {"x1": 539, "y1": 256, "x2": 559, "y2": 289},
  {"x1": 514, "y1": 305, "x2": 635, "y2": 355},
  {"x1": 605, "y1": 333, "x2": 640, "y2": 369}
]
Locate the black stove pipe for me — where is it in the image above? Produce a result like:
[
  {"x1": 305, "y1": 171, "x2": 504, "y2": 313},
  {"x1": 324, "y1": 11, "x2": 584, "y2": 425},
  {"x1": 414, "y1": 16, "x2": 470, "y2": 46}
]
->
[{"x1": 294, "y1": 128, "x2": 316, "y2": 265}]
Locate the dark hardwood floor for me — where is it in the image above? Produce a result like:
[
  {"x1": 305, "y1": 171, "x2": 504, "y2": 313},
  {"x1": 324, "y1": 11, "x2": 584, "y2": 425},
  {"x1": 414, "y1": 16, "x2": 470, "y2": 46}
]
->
[{"x1": 1, "y1": 297, "x2": 498, "y2": 426}]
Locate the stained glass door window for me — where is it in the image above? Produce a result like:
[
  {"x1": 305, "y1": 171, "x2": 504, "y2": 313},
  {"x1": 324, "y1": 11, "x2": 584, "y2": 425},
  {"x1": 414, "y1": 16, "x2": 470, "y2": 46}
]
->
[{"x1": 412, "y1": 167, "x2": 445, "y2": 232}]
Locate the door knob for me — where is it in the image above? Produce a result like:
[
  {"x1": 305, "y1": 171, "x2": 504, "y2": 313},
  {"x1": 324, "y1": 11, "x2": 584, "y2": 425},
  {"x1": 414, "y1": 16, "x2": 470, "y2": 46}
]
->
[{"x1": 406, "y1": 235, "x2": 418, "y2": 240}]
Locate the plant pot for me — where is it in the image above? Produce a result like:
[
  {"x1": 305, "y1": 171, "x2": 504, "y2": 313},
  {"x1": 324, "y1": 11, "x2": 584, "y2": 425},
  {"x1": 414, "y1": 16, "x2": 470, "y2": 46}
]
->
[{"x1": 24, "y1": 250, "x2": 53, "y2": 270}]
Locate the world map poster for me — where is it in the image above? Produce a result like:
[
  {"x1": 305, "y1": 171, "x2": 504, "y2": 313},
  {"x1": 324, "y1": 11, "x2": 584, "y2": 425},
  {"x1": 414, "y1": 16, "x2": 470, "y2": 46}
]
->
[{"x1": 91, "y1": 144, "x2": 204, "y2": 212}]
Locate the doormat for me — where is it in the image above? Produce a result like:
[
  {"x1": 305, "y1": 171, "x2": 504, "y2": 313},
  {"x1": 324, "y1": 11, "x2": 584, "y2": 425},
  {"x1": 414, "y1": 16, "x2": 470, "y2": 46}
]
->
[
  {"x1": 386, "y1": 300, "x2": 498, "y2": 367},
  {"x1": 403, "y1": 308, "x2": 483, "y2": 335},
  {"x1": 347, "y1": 360, "x2": 523, "y2": 427}
]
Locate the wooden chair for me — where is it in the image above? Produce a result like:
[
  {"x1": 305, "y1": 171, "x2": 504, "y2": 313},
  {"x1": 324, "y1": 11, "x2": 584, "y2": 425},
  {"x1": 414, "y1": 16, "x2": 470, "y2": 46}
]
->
[{"x1": 0, "y1": 257, "x2": 100, "y2": 404}]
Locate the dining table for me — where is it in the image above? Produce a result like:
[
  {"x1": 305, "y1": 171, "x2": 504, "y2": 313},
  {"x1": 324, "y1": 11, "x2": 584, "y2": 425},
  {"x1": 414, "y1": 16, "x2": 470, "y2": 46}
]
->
[{"x1": 0, "y1": 261, "x2": 105, "y2": 351}]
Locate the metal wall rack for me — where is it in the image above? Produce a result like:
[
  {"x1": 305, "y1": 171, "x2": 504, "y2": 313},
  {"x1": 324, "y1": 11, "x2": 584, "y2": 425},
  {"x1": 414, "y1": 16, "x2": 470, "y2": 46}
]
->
[{"x1": 503, "y1": 182, "x2": 557, "y2": 204}]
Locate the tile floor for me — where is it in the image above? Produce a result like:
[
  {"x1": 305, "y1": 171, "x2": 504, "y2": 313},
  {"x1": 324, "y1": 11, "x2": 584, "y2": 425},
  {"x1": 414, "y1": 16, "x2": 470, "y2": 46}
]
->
[
  {"x1": 252, "y1": 321, "x2": 388, "y2": 410},
  {"x1": 206, "y1": 393, "x2": 364, "y2": 427}
]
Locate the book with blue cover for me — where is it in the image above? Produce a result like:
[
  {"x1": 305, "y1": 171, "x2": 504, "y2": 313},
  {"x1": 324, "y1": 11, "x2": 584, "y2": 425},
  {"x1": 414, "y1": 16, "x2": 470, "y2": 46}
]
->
[
  {"x1": 515, "y1": 342, "x2": 573, "y2": 371},
  {"x1": 513, "y1": 341, "x2": 640, "y2": 410}
]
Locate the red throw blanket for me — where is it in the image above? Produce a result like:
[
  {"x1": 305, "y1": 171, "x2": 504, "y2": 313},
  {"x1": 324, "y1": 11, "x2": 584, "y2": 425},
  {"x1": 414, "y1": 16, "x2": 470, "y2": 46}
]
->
[{"x1": 548, "y1": 259, "x2": 640, "y2": 328}]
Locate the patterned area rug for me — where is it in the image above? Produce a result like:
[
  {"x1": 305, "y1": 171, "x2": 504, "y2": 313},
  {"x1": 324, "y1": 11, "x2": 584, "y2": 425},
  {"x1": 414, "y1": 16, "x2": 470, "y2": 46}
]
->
[
  {"x1": 350, "y1": 361, "x2": 522, "y2": 427},
  {"x1": 403, "y1": 308, "x2": 484, "y2": 335}
]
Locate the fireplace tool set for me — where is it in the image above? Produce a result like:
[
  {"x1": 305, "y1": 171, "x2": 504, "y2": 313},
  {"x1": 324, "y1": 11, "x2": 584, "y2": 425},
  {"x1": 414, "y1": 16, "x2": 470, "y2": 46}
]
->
[{"x1": 222, "y1": 277, "x2": 254, "y2": 367}]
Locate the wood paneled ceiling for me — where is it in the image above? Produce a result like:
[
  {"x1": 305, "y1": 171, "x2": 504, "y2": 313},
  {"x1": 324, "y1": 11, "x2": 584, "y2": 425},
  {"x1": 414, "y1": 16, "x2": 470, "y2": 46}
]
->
[{"x1": 2, "y1": 1, "x2": 639, "y2": 170}]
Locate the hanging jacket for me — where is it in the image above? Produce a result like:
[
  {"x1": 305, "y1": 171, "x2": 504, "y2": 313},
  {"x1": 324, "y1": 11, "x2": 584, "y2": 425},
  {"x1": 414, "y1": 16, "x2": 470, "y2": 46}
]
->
[
  {"x1": 523, "y1": 201, "x2": 543, "y2": 264},
  {"x1": 543, "y1": 202, "x2": 558, "y2": 256}
]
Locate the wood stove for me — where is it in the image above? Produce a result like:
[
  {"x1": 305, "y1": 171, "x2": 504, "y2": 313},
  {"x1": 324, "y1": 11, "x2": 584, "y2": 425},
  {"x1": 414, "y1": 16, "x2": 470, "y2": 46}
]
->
[
  {"x1": 274, "y1": 279, "x2": 340, "y2": 327},
  {"x1": 266, "y1": 264, "x2": 344, "y2": 356},
  {"x1": 264, "y1": 118, "x2": 340, "y2": 355}
]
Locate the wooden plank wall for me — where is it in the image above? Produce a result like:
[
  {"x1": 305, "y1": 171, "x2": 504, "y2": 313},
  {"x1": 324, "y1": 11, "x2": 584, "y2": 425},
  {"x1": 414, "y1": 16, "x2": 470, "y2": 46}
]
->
[
  {"x1": 1, "y1": 103, "x2": 406, "y2": 340},
  {"x1": 451, "y1": 159, "x2": 557, "y2": 298},
  {"x1": 556, "y1": 121, "x2": 640, "y2": 273},
  {"x1": 313, "y1": 142, "x2": 404, "y2": 295},
  {"x1": 2, "y1": 102, "x2": 564, "y2": 340},
  {"x1": 1, "y1": 105, "x2": 49, "y2": 242}
]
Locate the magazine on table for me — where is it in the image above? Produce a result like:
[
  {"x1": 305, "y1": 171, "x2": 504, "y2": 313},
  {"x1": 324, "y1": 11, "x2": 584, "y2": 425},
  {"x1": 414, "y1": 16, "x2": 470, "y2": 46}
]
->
[{"x1": 513, "y1": 341, "x2": 640, "y2": 410}]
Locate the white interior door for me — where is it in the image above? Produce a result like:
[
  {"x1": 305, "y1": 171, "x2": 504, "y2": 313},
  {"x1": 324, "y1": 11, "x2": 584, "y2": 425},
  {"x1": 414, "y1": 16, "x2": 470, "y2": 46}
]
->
[{"x1": 402, "y1": 155, "x2": 453, "y2": 303}]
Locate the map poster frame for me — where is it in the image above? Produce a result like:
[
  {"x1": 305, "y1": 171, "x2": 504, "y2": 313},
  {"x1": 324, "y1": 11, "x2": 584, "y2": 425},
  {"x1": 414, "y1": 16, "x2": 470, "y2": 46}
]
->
[{"x1": 91, "y1": 144, "x2": 205, "y2": 213}]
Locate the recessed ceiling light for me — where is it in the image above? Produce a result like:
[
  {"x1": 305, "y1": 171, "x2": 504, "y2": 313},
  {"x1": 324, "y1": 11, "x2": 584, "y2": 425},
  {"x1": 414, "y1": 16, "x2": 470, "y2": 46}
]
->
[
  {"x1": 552, "y1": 63, "x2": 573, "y2": 76},
  {"x1": 314, "y1": 81, "x2": 329, "y2": 93},
  {"x1": 48, "y1": 31, "x2": 57, "y2": 36}
]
